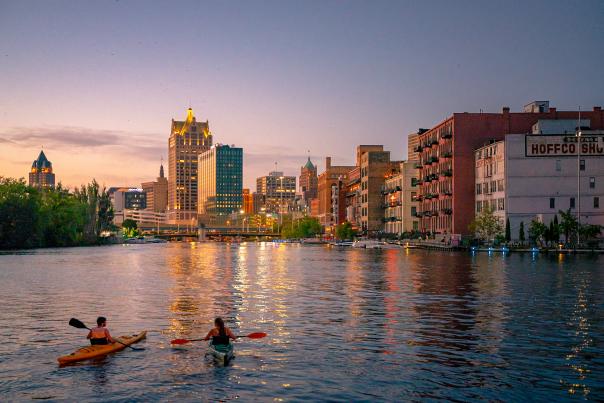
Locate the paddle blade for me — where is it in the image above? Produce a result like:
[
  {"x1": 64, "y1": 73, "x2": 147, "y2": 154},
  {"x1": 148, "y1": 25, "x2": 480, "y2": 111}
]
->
[
  {"x1": 245, "y1": 332, "x2": 267, "y2": 339},
  {"x1": 171, "y1": 338, "x2": 191, "y2": 345},
  {"x1": 69, "y1": 318, "x2": 88, "y2": 329}
]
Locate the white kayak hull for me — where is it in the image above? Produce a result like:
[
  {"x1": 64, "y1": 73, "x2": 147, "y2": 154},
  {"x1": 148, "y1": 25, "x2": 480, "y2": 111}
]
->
[{"x1": 208, "y1": 342, "x2": 234, "y2": 364}]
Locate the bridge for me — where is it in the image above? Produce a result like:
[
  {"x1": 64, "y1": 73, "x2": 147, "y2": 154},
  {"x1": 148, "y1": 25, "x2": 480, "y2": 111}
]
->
[{"x1": 138, "y1": 224, "x2": 279, "y2": 240}]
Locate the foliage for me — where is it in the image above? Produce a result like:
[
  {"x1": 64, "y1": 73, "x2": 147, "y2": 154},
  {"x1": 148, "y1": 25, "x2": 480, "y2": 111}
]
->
[
  {"x1": 281, "y1": 216, "x2": 322, "y2": 239},
  {"x1": 122, "y1": 219, "x2": 138, "y2": 230},
  {"x1": 0, "y1": 176, "x2": 112, "y2": 249},
  {"x1": 528, "y1": 220, "x2": 547, "y2": 245},
  {"x1": 519, "y1": 221, "x2": 525, "y2": 243},
  {"x1": 468, "y1": 206, "x2": 503, "y2": 243},
  {"x1": 0, "y1": 177, "x2": 41, "y2": 249},
  {"x1": 505, "y1": 218, "x2": 511, "y2": 242},
  {"x1": 558, "y1": 209, "x2": 578, "y2": 244},
  {"x1": 335, "y1": 221, "x2": 355, "y2": 240}
]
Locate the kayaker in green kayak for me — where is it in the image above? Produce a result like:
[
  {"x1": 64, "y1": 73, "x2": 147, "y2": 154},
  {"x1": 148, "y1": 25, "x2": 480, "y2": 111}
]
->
[
  {"x1": 86, "y1": 316, "x2": 115, "y2": 345},
  {"x1": 203, "y1": 317, "x2": 237, "y2": 345}
]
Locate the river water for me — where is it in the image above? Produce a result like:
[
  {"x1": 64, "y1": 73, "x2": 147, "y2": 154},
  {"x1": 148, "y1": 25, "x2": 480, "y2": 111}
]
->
[{"x1": 0, "y1": 243, "x2": 602, "y2": 401}]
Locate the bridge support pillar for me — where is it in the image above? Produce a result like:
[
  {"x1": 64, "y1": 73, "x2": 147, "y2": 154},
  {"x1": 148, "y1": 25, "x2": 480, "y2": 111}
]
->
[{"x1": 198, "y1": 225, "x2": 206, "y2": 241}]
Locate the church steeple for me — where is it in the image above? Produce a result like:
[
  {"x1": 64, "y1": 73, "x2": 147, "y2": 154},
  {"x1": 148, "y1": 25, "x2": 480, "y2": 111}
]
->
[{"x1": 159, "y1": 163, "x2": 164, "y2": 178}]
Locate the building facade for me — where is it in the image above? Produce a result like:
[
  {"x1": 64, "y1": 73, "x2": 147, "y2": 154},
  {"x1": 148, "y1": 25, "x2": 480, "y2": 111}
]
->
[
  {"x1": 414, "y1": 102, "x2": 604, "y2": 235},
  {"x1": 317, "y1": 157, "x2": 354, "y2": 229},
  {"x1": 473, "y1": 119, "x2": 604, "y2": 241},
  {"x1": 142, "y1": 163, "x2": 168, "y2": 213},
  {"x1": 383, "y1": 161, "x2": 420, "y2": 235},
  {"x1": 198, "y1": 144, "x2": 243, "y2": 222},
  {"x1": 299, "y1": 157, "x2": 318, "y2": 203},
  {"x1": 168, "y1": 108, "x2": 212, "y2": 223},
  {"x1": 358, "y1": 145, "x2": 399, "y2": 235},
  {"x1": 29, "y1": 150, "x2": 55, "y2": 188},
  {"x1": 256, "y1": 171, "x2": 296, "y2": 213}
]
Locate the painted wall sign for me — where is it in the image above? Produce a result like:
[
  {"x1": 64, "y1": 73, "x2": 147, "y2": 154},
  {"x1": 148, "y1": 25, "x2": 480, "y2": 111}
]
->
[{"x1": 525, "y1": 134, "x2": 604, "y2": 157}]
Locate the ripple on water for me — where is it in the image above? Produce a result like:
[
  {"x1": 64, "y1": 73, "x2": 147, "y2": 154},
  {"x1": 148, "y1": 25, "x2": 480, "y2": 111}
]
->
[{"x1": 0, "y1": 244, "x2": 603, "y2": 400}]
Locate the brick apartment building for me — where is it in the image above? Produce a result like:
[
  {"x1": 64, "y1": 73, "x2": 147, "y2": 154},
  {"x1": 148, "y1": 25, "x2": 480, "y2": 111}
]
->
[{"x1": 414, "y1": 101, "x2": 604, "y2": 235}]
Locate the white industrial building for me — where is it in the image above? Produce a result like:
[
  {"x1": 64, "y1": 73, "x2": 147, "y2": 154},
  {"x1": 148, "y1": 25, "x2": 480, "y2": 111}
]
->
[{"x1": 475, "y1": 119, "x2": 603, "y2": 241}]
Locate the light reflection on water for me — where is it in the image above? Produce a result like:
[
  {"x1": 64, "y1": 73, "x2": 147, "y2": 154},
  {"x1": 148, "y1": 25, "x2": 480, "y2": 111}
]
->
[{"x1": 0, "y1": 243, "x2": 602, "y2": 401}]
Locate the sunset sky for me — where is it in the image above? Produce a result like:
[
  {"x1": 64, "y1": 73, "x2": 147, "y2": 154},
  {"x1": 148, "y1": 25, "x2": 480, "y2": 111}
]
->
[{"x1": 1, "y1": 0, "x2": 603, "y2": 189}]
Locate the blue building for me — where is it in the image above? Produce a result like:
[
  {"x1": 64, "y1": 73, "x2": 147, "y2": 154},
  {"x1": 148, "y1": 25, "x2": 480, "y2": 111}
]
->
[{"x1": 198, "y1": 144, "x2": 243, "y2": 221}]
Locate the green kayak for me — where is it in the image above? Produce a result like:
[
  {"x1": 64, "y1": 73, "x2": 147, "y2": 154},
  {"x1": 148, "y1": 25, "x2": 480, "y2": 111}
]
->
[{"x1": 208, "y1": 342, "x2": 234, "y2": 365}]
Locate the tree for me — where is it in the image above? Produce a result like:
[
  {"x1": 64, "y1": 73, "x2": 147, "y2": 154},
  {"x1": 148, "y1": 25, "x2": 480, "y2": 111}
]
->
[
  {"x1": 505, "y1": 218, "x2": 511, "y2": 242},
  {"x1": 558, "y1": 209, "x2": 578, "y2": 244},
  {"x1": 528, "y1": 219, "x2": 547, "y2": 246},
  {"x1": 552, "y1": 215, "x2": 560, "y2": 243},
  {"x1": 281, "y1": 216, "x2": 322, "y2": 239},
  {"x1": 335, "y1": 221, "x2": 355, "y2": 240},
  {"x1": 0, "y1": 177, "x2": 41, "y2": 249},
  {"x1": 468, "y1": 206, "x2": 503, "y2": 243},
  {"x1": 519, "y1": 221, "x2": 525, "y2": 243}
]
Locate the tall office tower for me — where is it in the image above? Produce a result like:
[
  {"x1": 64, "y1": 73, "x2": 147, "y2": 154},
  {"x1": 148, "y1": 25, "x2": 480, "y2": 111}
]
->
[
  {"x1": 198, "y1": 144, "x2": 243, "y2": 222},
  {"x1": 168, "y1": 108, "x2": 212, "y2": 224},
  {"x1": 256, "y1": 171, "x2": 296, "y2": 213},
  {"x1": 142, "y1": 163, "x2": 168, "y2": 212},
  {"x1": 29, "y1": 150, "x2": 55, "y2": 189},
  {"x1": 299, "y1": 157, "x2": 318, "y2": 203}
]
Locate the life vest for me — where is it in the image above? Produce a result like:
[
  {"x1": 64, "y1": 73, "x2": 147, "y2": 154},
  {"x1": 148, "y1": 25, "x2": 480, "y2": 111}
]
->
[
  {"x1": 90, "y1": 326, "x2": 109, "y2": 345},
  {"x1": 212, "y1": 328, "x2": 230, "y2": 345}
]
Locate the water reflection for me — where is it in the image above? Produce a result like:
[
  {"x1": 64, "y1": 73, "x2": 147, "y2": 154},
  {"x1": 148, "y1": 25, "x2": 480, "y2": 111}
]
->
[{"x1": 0, "y1": 244, "x2": 602, "y2": 401}]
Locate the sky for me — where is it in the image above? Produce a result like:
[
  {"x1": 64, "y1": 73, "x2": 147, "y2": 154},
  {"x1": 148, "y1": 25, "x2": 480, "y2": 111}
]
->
[{"x1": 0, "y1": 0, "x2": 603, "y2": 189}]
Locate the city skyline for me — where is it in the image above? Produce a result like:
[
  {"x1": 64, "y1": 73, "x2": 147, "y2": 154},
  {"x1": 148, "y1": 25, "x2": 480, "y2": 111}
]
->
[{"x1": 1, "y1": 1, "x2": 603, "y2": 189}]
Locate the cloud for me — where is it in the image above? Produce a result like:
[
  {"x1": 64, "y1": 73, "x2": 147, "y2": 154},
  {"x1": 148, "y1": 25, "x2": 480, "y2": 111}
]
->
[{"x1": 0, "y1": 125, "x2": 165, "y2": 161}]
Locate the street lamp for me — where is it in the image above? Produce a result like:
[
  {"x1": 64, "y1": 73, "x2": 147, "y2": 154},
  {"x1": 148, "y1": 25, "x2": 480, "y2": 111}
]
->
[{"x1": 576, "y1": 122, "x2": 582, "y2": 246}]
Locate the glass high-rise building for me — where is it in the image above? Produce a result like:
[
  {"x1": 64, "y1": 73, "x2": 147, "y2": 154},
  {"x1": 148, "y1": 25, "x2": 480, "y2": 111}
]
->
[{"x1": 198, "y1": 144, "x2": 243, "y2": 221}]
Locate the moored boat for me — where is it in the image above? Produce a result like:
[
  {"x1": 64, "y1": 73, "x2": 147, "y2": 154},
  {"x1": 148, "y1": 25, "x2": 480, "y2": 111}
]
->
[{"x1": 57, "y1": 331, "x2": 146, "y2": 365}]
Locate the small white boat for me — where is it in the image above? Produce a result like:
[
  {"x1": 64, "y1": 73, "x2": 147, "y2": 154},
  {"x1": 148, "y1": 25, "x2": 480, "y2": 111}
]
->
[
  {"x1": 208, "y1": 342, "x2": 234, "y2": 365},
  {"x1": 352, "y1": 240, "x2": 384, "y2": 249}
]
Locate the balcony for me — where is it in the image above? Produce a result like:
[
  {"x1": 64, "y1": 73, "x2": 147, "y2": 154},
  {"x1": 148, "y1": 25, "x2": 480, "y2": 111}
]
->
[
  {"x1": 430, "y1": 139, "x2": 439, "y2": 146},
  {"x1": 441, "y1": 169, "x2": 453, "y2": 177},
  {"x1": 414, "y1": 163, "x2": 423, "y2": 169},
  {"x1": 430, "y1": 156, "x2": 439, "y2": 164},
  {"x1": 441, "y1": 208, "x2": 453, "y2": 215},
  {"x1": 441, "y1": 152, "x2": 452, "y2": 158},
  {"x1": 413, "y1": 145, "x2": 423, "y2": 152},
  {"x1": 441, "y1": 132, "x2": 452, "y2": 139},
  {"x1": 443, "y1": 190, "x2": 453, "y2": 196}
]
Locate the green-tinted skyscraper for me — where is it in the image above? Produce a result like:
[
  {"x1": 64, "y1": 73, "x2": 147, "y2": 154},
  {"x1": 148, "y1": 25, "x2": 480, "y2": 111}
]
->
[{"x1": 198, "y1": 144, "x2": 243, "y2": 222}]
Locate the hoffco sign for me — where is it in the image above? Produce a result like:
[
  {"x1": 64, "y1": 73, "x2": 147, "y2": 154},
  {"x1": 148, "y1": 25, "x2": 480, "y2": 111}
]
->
[{"x1": 525, "y1": 134, "x2": 604, "y2": 157}]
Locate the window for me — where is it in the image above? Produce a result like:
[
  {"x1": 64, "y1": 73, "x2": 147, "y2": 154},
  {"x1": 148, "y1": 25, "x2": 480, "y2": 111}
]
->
[
  {"x1": 476, "y1": 184, "x2": 482, "y2": 195},
  {"x1": 555, "y1": 160, "x2": 561, "y2": 172},
  {"x1": 411, "y1": 206, "x2": 417, "y2": 216},
  {"x1": 491, "y1": 181, "x2": 497, "y2": 193},
  {"x1": 580, "y1": 160, "x2": 585, "y2": 171},
  {"x1": 590, "y1": 177, "x2": 595, "y2": 189},
  {"x1": 570, "y1": 197, "x2": 575, "y2": 209},
  {"x1": 498, "y1": 198, "x2": 505, "y2": 211},
  {"x1": 550, "y1": 198, "x2": 555, "y2": 209},
  {"x1": 476, "y1": 201, "x2": 482, "y2": 213},
  {"x1": 484, "y1": 182, "x2": 489, "y2": 194},
  {"x1": 595, "y1": 197, "x2": 600, "y2": 209},
  {"x1": 497, "y1": 180, "x2": 505, "y2": 192}
]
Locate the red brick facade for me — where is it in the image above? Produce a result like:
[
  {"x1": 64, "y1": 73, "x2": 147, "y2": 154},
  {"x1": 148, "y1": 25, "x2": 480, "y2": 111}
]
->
[{"x1": 415, "y1": 106, "x2": 604, "y2": 235}]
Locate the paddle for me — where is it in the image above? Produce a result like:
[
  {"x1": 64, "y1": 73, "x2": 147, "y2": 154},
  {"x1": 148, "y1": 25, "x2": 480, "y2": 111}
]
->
[
  {"x1": 171, "y1": 332, "x2": 267, "y2": 345},
  {"x1": 69, "y1": 318, "x2": 145, "y2": 351}
]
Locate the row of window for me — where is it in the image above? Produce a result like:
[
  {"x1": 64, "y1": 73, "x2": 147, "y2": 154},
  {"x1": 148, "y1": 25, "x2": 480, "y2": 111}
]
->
[
  {"x1": 476, "y1": 180, "x2": 504, "y2": 195},
  {"x1": 550, "y1": 197, "x2": 600, "y2": 209},
  {"x1": 476, "y1": 198, "x2": 505, "y2": 212}
]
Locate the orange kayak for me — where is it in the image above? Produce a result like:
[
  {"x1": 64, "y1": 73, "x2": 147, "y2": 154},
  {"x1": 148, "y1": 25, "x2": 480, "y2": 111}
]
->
[{"x1": 57, "y1": 331, "x2": 146, "y2": 365}]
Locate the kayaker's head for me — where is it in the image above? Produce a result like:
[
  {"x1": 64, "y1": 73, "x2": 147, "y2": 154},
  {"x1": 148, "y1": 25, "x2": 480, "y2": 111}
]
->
[
  {"x1": 97, "y1": 316, "x2": 107, "y2": 327},
  {"x1": 214, "y1": 317, "x2": 225, "y2": 333}
]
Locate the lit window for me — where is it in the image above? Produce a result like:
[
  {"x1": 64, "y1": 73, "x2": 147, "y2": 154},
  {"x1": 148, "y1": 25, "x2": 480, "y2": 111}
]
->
[{"x1": 590, "y1": 177, "x2": 595, "y2": 189}]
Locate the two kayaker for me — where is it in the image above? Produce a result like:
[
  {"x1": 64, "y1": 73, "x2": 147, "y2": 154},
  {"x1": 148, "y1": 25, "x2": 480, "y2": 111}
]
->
[
  {"x1": 203, "y1": 317, "x2": 236, "y2": 345},
  {"x1": 86, "y1": 316, "x2": 115, "y2": 345}
]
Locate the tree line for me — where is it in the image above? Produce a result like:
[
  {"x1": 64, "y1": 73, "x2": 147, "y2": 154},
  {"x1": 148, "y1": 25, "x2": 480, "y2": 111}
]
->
[
  {"x1": 470, "y1": 206, "x2": 601, "y2": 247},
  {"x1": 0, "y1": 177, "x2": 114, "y2": 249}
]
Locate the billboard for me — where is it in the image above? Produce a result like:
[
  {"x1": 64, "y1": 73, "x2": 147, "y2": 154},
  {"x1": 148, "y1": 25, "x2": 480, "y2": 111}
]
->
[{"x1": 525, "y1": 134, "x2": 604, "y2": 157}]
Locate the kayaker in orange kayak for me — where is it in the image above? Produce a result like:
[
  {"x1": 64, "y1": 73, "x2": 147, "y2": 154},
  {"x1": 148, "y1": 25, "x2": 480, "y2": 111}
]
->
[
  {"x1": 203, "y1": 317, "x2": 237, "y2": 345},
  {"x1": 86, "y1": 316, "x2": 115, "y2": 345}
]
